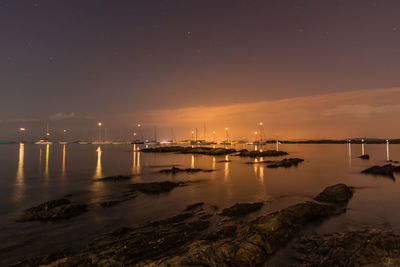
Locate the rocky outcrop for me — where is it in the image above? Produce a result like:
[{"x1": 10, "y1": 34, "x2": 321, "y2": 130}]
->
[
  {"x1": 292, "y1": 228, "x2": 400, "y2": 266},
  {"x1": 313, "y1": 183, "x2": 354, "y2": 204},
  {"x1": 17, "y1": 199, "x2": 87, "y2": 222},
  {"x1": 12, "y1": 184, "x2": 354, "y2": 266},
  {"x1": 159, "y1": 167, "x2": 214, "y2": 174},
  {"x1": 141, "y1": 146, "x2": 236, "y2": 155},
  {"x1": 361, "y1": 164, "x2": 400, "y2": 178},
  {"x1": 238, "y1": 150, "x2": 288, "y2": 158},
  {"x1": 359, "y1": 154, "x2": 370, "y2": 159},
  {"x1": 266, "y1": 158, "x2": 304, "y2": 168},
  {"x1": 221, "y1": 202, "x2": 264, "y2": 217}
]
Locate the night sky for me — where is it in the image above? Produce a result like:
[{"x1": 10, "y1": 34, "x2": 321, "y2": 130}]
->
[{"x1": 2, "y1": 0, "x2": 400, "y2": 140}]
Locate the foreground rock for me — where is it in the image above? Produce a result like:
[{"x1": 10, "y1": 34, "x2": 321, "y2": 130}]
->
[
  {"x1": 141, "y1": 146, "x2": 236, "y2": 155},
  {"x1": 221, "y1": 202, "x2": 263, "y2": 217},
  {"x1": 17, "y1": 199, "x2": 87, "y2": 222},
  {"x1": 292, "y1": 228, "x2": 400, "y2": 266},
  {"x1": 13, "y1": 184, "x2": 354, "y2": 266},
  {"x1": 159, "y1": 167, "x2": 214, "y2": 174},
  {"x1": 238, "y1": 149, "x2": 288, "y2": 158},
  {"x1": 361, "y1": 164, "x2": 400, "y2": 178},
  {"x1": 313, "y1": 183, "x2": 354, "y2": 204},
  {"x1": 266, "y1": 158, "x2": 304, "y2": 168}
]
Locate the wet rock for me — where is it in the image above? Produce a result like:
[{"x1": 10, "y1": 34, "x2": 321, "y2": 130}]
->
[
  {"x1": 184, "y1": 202, "x2": 204, "y2": 211},
  {"x1": 159, "y1": 167, "x2": 214, "y2": 174},
  {"x1": 291, "y1": 228, "x2": 400, "y2": 266},
  {"x1": 17, "y1": 199, "x2": 87, "y2": 222},
  {"x1": 266, "y1": 158, "x2": 304, "y2": 168},
  {"x1": 95, "y1": 175, "x2": 133, "y2": 182},
  {"x1": 237, "y1": 150, "x2": 288, "y2": 158},
  {"x1": 130, "y1": 181, "x2": 185, "y2": 194},
  {"x1": 359, "y1": 154, "x2": 370, "y2": 159},
  {"x1": 221, "y1": 202, "x2": 264, "y2": 217},
  {"x1": 313, "y1": 183, "x2": 354, "y2": 204},
  {"x1": 205, "y1": 225, "x2": 237, "y2": 240},
  {"x1": 218, "y1": 159, "x2": 232, "y2": 162},
  {"x1": 361, "y1": 164, "x2": 400, "y2": 178},
  {"x1": 200, "y1": 214, "x2": 213, "y2": 220}
]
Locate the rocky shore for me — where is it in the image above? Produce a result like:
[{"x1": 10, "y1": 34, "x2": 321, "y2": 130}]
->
[
  {"x1": 361, "y1": 164, "x2": 400, "y2": 178},
  {"x1": 13, "y1": 184, "x2": 354, "y2": 266},
  {"x1": 237, "y1": 149, "x2": 288, "y2": 157},
  {"x1": 159, "y1": 167, "x2": 215, "y2": 174},
  {"x1": 141, "y1": 146, "x2": 236, "y2": 155}
]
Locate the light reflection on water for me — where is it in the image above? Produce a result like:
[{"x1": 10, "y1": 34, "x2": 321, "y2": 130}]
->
[{"x1": 0, "y1": 143, "x2": 400, "y2": 264}]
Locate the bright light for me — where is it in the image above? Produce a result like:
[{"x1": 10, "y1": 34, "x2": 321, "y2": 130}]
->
[
  {"x1": 98, "y1": 122, "x2": 102, "y2": 126},
  {"x1": 133, "y1": 132, "x2": 137, "y2": 136},
  {"x1": 191, "y1": 131, "x2": 194, "y2": 134},
  {"x1": 63, "y1": 129, "x2": 67, "y2": 133},
  {"x1": 225, "y1": 128, "x2": 228, "y2": 131},
  {"x1": 212, "y1": 131, "x2": 216, "y2": 134},
  {"x1": 137, "y1": 123, "x2": 141, "y2": 127},
  {"x1": 46, "y1": 132, "x2": 50, "y2": 136},
  {"x1": 19, "y1": 128, "x2": 25, "y2": 131},
  {"x1": 259, "y1": 122, "x2": 263, "y2": 126},
  {"x1": 254, "y1": 131, "x2": 258, "y2": 135}
]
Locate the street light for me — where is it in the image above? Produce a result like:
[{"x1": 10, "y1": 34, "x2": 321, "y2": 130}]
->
[
  {"x1": 225, "y1": 128, "x2": 229, "y2": 142},
  {"x1": 191, "y1": 130, "x2": 195, "y2": 141},
  {"x1": 19, "y1": 128, "x2": 26, "y2": 142},
  {"x1": 212, "y1": 130, "x2": 216, "y2": 142},
  {"x1": 254, "y1": 131, "x2": 258, "y2": 142},
  {"x1": 98, "y1": 122, "x2": 102, "y2": 142}
]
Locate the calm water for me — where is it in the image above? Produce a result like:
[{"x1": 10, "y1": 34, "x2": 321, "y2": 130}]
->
[{"x1": 0, "y1": 143, "x2": 399, "y2": 265}]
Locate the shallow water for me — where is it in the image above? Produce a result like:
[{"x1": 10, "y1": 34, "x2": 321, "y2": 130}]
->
[{"x1": 0, "y1": 143, "x2": 399, "y2": 265}]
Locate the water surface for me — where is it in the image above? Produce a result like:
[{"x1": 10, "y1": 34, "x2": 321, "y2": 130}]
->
[{"x1": 0, "y1": 143, "x2": 399, "y2": 265}]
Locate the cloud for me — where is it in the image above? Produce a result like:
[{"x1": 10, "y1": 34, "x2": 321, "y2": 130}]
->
[
  {"x1": 125, "y1": 87, "x2": 400, "y2": 139},
  {"x1": 49, "y1": 112, "x2": 76, "y2": 120},
  {"x1": 8, "y1": 118, "x2": 38, "y2": 123}
]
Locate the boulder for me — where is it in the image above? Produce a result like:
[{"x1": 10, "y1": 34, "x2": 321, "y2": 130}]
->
[
  {"x1": 17, "y1": 199, "x2": 87, "y2": 222},
  {"x1": 313, "y1": 183, "x2": 354, "y2": 204},
  {"x1": 221, "y1": 202, "x2": 264, "y2": 217}
]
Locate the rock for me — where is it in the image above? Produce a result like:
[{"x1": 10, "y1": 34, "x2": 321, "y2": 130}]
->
[
  {"x1": 361, "y1": 164, "x2": 400, "y2": 178},
  {"x1": 313, "y1": 183, "x2": 354, "y2": 204},
  {"x1": 359, "y1": 154, "x2": 370, "y2": 159},
  {"x1": 159, "y1": 167, "x2": 214, "y2": 174},
  {"x1": 221, "y1": 202, "x2": 264, "y2": 217},
  {"x1": 237, "y1": 150, "x2": 288, "y2": 158},
  {"x1": 184, "y1": 202, "x2": 204, "y2": 211},
  {"x1": 130, "y1": 181, "x2": 185, "y2": 194},
  {"x1": 205, "y1": 225, "x2": 237, "y2": 240},
  {"x1": 13, "y1": 184, "x2": 354, "y2": 266},
  {"x1": 141, "y1": 146, "x2": 236, "y2": 156},
  {"x1": 291, "y1": 228, "x2": 400, "y2": 266},
  {"x1": 17, "y1": 199, "x2": 87, "y2": 222},
  {"x1": 218, "y1": 160, "x2": 232, "y2": 162},
  {"x1": 266, "y1": 158, "x2": 304, "y2": 168},
  {"x1": 95, "y1": 175, "x2": 133, "y2": 182}
]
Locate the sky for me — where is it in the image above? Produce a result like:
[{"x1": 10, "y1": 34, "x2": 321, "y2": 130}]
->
[{"x1": 1, "y1": 0, "x2": 400, "y2": 141}]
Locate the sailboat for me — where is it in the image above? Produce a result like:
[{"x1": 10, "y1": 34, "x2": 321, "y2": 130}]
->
[{"x1": 35, "y1": 122, "x2": 53, "y2": 145}]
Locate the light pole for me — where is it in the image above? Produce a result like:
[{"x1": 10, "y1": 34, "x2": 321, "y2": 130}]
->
[
  {"x1": 259, "y1": 122, "x2": 264, "y2": 142},
  {"x1": 212, "y1": 130, "x2": 216, "y2": 142},
  {"x1": 254, "y1": 131, "x2": 258, "y2": 143},
  {"x1": 191, "y1": 131, "x2": 194, "y2": 141},
  {"x1": 19, "y1": 128, "x2": 26, "y2": 143},
  {"x1": 98, "y1": 122, "x2": 102, "y2": 142},
  {"x1": 63, "y1": 129, "x2": 67, "y2": 142},
  {"x1": 225, "y1": 128, "x2": 229, "y2": 142}
]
